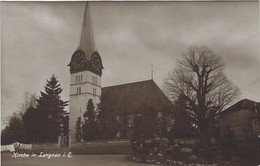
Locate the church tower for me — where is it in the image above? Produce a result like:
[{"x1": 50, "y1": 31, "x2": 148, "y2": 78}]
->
[{"x1": 68, "y1": 2, "x2": 103, "y2": 139}]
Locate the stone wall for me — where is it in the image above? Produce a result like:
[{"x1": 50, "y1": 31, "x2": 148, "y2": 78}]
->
[{"x1": 173, "y1": 138, "x2": 200, "y2": 145}]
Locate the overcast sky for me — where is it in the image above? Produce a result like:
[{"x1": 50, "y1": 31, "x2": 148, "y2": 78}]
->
[{"x1": 1, "y1": 1, "x2": 259, "y2": 127}]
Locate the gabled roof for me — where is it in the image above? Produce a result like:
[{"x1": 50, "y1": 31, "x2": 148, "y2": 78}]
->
[
  {"x1": 220, "y1": 98, "x2": 259, "y2": 116},
  {"x1": 101, "y1": 80, "x2": 173, "y2": 116}
]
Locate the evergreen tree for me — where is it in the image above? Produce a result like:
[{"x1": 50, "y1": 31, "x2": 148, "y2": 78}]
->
[
  {"x1": 74, "y1": 116, "x2": 83, "y2": 142},
  {"x1": 22, "y1": 106, "x2": 41, "y2": 143},
  {"x1": 63, "y1": 115, "x2": 69, "y2": 144},
  {"x1": 35, "y1": 74, "x2": 69, "y2": 142},
  {"x1": 96, "y1": 99, "x2": 119, "y2": 140},
  {"x1": 83, "y1": 99, "x2": 98, "y2": 141},
  {"x1": 1, "y1": 115, "x2": 27, "y2": 145}
]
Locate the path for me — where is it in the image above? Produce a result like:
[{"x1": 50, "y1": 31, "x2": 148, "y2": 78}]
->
[{"x1": 1, "y1": 153, "x2": 155, "y2": 166}]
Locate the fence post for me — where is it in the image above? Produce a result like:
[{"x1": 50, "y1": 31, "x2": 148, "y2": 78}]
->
[
  {"x1": 58, "y1": 136, "x2": 61, "y2": 149},
  {"x1": 69, "y1": 136, "x2": 72, "y2": 149}
]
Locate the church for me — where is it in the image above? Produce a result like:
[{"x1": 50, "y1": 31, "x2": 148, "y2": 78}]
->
[{"x1": 68, "y1": 2, "x2": 173, "y2": 139}]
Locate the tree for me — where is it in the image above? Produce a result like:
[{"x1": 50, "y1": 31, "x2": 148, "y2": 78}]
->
[
  {"x1": 35, "y1": 74, "x2": 69, "y2": 142},
  {"x1": 1, "y1": 115, "x2": 27, "y2": 144},
  {"x1": 169, "y1": 98, "x2": 198, "y2": 139},
  {"x1": 19, "y1": 92, "x2": 37, "y2": 115},
  {"x1": 131, "y1": 104, "x2": 157, "y2": 141},
  {"x1": 74, "y1": 116, "x2": 83, "y2": 142},
  {"x1": 164, "y1": 46, "x2": 240, "y2": 146},
  {"x1": 83, "y1": 99, "x2": 98, "y2": 141},
  {"x1": 95, "y1": 99, "x2": 116, "y2": 140},
  {"x1": 1, "y1": 93, "x2": 38, "y2": 144},
  {"x1": 22, "y1": 107, "x2": 41, "y2": 142}
]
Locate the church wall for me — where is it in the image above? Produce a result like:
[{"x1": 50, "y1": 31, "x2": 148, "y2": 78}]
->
[
  {"x1": 69, "y1": 70, "x2": 101, "y2": 140},
  {"x1": 69, "y1": 93, "x2": 100, "y2": 140},
  {"x1": 70, "y1": 71, "x2": 101, "y2": 87},
  {"x1": 219, "y1": 108, "x2": 259, "y2": 150}
]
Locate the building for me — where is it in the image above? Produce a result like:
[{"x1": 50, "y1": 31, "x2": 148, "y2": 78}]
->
[
  {"x1": 68, "y1": 2, "x2": 173, "y2": 139},
  {"x1": 102, "y1": 80, "x2": 173, "y2": 122},
  {"x1": 68, "y1": 3, "x2": 103, "y2": 138},
  {"x1": 219, "y1": 99, "x2": 260, "y2": 150}
]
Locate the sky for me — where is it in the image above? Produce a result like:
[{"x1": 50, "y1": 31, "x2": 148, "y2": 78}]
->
[{"x1": 1, "y1": 1, "x2": 259, "y2": 128}]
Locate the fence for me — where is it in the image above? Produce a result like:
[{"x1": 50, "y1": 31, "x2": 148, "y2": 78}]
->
[{"x1": 172, "y1": 138, "x2": 200, "y2": 145}]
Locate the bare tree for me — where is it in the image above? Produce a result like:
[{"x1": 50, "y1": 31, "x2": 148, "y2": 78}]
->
[
  {"x1": 17, "y1": 91, "x2": 37, "y2": 116},
  {"x1": 164, "y1": 46, "x2": 240, "y2": 145}
]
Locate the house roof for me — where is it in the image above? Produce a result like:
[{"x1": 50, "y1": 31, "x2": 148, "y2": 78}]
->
[
  {"x1": 220, "y1": 98, "x2": 259, "y2": 116},
  {"x1": 101, "y1": 80, "x2": 173, "y2": 116}
]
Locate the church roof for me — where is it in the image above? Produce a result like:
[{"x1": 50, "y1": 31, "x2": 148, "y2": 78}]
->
[
  {"x1": 220, "y1": 98, "x2": 259, "y2": 116},
  {"x1": 78, "y1": 2, "x2": 95, "y2": 60},
  {"x1": 101, "y1": 80, "x2": 173, "y2": 116}
]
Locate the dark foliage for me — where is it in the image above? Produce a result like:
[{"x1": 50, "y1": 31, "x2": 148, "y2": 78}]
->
[
  {"x1": 1, "y1": 93, "x2": 38, "y2": 144},
  {"x1": 34, "y1": 74, "x2": 69, "y2": 143},
  {"x1": 22, "y1": 107, "x2": 42, "y2": 142},
  {"x1": 1, "y1": 116, "x2": 27, "y2": 144},
  {"x1": 131, "y1": 138, "x2": 169, "y2": 162},
  {"x1": 22, "y1": 74, "x2": 69, "y2": 143},
  {"x1": 131, "y1": 105, "x2": 157, "y2": 141},
  {"x1": 74, "y1": 116, "x2": 83, "y2": 142},
  {"x1": 169, "y1": 99, "x2": 198, "y2": 139},
  {"x1": 96, "y1": 98, "x2": 119, "y2": 140},
  {"x1": 98, "y1": 116, "x2": 118, "y2": 140},
  {"x1": 218, "y1": 126, "x2": 239, "y2": 159},
  {"x1": 83, "y1": 99, "x2": 98, "y2": 141}
]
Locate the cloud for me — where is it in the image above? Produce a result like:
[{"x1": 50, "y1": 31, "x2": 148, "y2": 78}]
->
[{"x1": 1, "y1": 1, "x2": 259, "y2": 127}]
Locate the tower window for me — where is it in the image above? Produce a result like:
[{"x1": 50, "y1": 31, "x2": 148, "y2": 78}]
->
[
  {"x1": 77, "y1": 87, "x2": 81, "y2": 94},
  {"x1": 93, "y1": 88, "x2": 96, "y2": 95},
  {"x1": 92, "y1": 76, "x2": 97, "y2": 85},
  {"x1": 76, "y1": 75, "x2": 83, "y2": 83}
]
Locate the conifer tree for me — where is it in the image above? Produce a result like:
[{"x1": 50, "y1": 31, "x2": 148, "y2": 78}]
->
[
  {"x1": 83, "y1": 99, "x2": 98, "y2": 141},
  {"x1": 74, "y1": 116, "x2": 83, "y2": 142},
  {"x1": 36, "y1": 74, "x2": 69, "y2": 142},
  {"x1": 96, "y1": 100, "x2": 118, "y2": 140}
]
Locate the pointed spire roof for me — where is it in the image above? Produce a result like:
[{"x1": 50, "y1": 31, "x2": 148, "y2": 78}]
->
[{"x1": 78, "y1": 2, "x2": 95, "y2": 60}]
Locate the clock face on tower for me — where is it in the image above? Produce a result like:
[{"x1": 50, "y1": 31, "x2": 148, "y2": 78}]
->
[
  {"x1": 69, "y1": 50, "x2": 103, "y2": 75},
  {"x1": 70, "y1": 50, "x2": 86, "y2": 72},
  {"x1": 90, "y1": 52, "x2": 103, "y2": 74}
]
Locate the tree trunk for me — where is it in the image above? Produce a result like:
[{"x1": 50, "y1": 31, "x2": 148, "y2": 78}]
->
[{"x1": 199, "y1": 118, "x2": 210, "y2": 148}]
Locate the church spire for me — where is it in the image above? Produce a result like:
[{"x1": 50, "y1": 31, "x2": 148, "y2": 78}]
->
[{"x1": 78, "y1": 2, "x2": 95, "y2": 59}]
